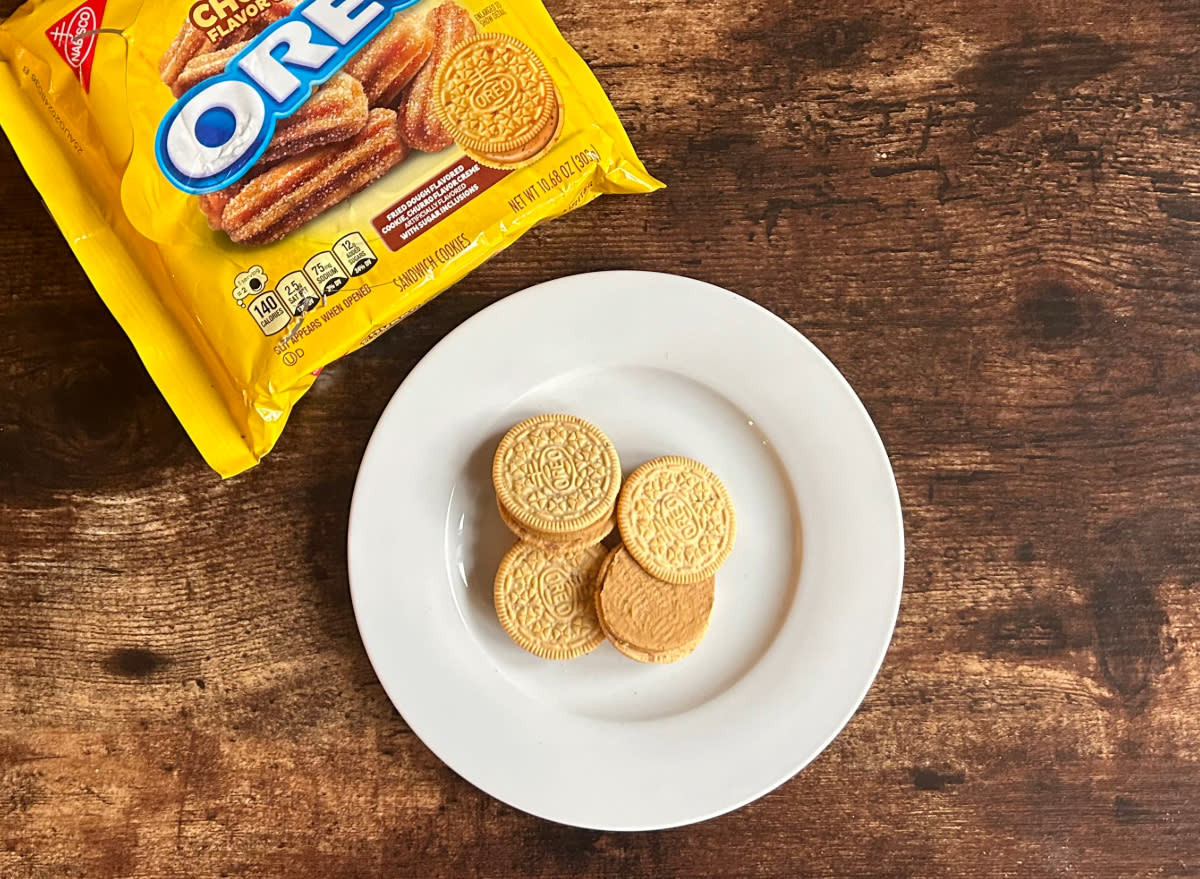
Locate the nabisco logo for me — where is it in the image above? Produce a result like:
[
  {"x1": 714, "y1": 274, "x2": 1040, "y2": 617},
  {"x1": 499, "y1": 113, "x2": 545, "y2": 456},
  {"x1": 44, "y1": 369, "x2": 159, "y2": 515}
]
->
[{"x1": 45, "y1": 0, "x2": 106, "y2": 93}]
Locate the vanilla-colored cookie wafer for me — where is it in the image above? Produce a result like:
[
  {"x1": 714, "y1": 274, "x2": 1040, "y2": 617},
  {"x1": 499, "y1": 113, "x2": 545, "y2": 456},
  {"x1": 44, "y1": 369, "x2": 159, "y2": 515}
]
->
[
  {"x1": 492, "y1": 414, "x2": 622, "y2": 536},
  {"x1": 496, "y1": 499, "x2": 616, "y2": 551},
  {"x1": 617, "y1": 456, "x2": 736, "y2": 585},
  {"x1": 494, "y1": 541, "x2": 608, "y2": 659},
  {"x1": 595, "y1": 546, "x2": 714, "y2": 664}
]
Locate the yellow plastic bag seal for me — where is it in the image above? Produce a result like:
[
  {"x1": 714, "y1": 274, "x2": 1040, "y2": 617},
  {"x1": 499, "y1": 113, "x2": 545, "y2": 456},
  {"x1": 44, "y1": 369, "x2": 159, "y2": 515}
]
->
[{"x1": 0, "y1": 0, "x2": 662, "y2": 476}]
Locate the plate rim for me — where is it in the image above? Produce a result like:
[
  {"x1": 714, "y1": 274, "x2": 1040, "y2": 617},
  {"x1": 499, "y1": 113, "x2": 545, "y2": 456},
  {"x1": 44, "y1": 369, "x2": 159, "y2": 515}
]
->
[{"x1": 347, "y1": 270, "x2": 905, "y2": 830}]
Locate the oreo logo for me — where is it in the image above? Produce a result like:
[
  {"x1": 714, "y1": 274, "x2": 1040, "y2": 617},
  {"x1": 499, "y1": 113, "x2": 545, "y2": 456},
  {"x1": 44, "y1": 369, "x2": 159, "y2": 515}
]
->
[
  {"x1": 535, "y1": 446, "x2": 576, "y2": 493},
  {"x1": 538, "y1": 566, "x2": 577, "y2": 620},
  {"x1": 156, "y1": 0, "x2": 421, "y2": 194},
  {"x1": 660, "y1": 492, "x2": 702, "y2": 543}
]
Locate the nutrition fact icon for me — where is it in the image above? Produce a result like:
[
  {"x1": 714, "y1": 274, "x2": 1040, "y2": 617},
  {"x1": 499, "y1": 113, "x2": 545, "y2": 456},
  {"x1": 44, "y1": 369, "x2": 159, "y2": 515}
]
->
[
  {"x1": 248, "y1": 290, "x2": 291, "y2": 336},
  {"x1": 333, "y1": 232, "x2": 377, "y2": 275},
  {"x1": 239, "y1": 234, "x2": 380, "y2": 336},
  {"x1": 278, "y1": 271, "x2": 320, "y2": 317},
  {"x1": 305, "y1": 251, "x2": 349, "y2": 295}
]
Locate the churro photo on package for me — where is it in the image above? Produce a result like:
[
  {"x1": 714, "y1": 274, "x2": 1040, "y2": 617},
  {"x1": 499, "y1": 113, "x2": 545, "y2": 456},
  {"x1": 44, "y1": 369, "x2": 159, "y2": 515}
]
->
[{"x1": 0, "y1": 0, "x2": 662, "y2": 476}]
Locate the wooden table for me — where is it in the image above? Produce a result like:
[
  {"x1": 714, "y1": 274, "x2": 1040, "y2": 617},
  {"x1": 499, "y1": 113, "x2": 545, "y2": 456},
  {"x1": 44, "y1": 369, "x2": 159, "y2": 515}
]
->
[{"x1": 2, "y1": 0, "x2": 1198, "y2": 875}]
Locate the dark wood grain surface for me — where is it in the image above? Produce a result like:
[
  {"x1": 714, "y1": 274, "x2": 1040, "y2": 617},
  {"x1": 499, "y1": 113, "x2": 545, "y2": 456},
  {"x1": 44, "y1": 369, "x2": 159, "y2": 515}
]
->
[{"x1": 2, "y1": 0, "x2": 1199, "y2": 875}]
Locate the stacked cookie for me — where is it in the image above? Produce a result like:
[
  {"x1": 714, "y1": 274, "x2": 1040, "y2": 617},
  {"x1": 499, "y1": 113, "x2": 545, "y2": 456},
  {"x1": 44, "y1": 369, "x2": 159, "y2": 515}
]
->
[
  {"x1": 600, "y1": 456, "x2": 736, "y2": 663},
  {"x1": 491, "y1": 414, "x2": 620, "y2": 660},
  {"x1": 491, "y1": 415, "x2": 737, "y2": 664}
]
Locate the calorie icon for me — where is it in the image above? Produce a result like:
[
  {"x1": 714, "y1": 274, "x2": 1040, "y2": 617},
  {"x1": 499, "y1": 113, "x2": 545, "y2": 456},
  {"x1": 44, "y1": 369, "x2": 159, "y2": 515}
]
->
[{"x1": 247, "y1": 290, "x2": 290, "y2": 336}]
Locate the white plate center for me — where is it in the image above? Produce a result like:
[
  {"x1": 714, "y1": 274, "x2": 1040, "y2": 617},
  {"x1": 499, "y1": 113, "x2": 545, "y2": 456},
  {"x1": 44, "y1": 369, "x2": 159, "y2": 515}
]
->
[{"x1": 443, "y1": 366, "x2": 802, "y2": 722}]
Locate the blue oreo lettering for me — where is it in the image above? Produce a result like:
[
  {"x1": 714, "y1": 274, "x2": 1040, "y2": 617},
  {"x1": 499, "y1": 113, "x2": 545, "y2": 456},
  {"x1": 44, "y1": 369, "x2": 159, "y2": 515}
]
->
[{"x1": 156, "y1": 0, "x2": 421, "y2": 195}]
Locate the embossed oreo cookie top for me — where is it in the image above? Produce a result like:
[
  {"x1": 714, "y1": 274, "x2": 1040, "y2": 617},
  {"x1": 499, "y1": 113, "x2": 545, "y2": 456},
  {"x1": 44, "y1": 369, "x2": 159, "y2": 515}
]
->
[
  {"x1": 617, "y1": 456, "x2": 737, "y2": 586},
  {"x1": 493, "y1": 541, "x2": 608, "y2": 660},
  {"x1": 492, "y1": 413, "x2": 622, "y2": 535}
]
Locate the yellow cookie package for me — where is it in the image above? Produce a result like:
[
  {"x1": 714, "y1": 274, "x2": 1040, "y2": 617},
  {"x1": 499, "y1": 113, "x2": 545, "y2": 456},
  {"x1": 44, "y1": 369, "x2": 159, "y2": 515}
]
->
[{"x1": 0, "y1": 0, "x2": 662, "y2": 476}]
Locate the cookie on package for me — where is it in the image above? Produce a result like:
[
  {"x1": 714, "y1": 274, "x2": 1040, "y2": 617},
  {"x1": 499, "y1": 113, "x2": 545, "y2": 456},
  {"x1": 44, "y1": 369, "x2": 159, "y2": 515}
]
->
[{"x1": 433, "y1": 33, "x2": 563, "y2": 169}]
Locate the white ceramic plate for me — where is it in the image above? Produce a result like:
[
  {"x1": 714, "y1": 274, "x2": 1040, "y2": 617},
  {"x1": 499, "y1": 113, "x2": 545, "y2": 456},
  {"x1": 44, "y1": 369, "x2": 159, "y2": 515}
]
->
[{"x1": 347, "y1": 271, "x2": 903, "y2": 830}]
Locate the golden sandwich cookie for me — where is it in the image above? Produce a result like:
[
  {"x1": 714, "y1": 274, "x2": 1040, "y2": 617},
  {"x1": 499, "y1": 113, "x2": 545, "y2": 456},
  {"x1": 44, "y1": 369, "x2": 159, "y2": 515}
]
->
[
  {"x1": 432, "y1": 33, "x2": 563, "y2": 169},
  {"x1": 599, "y1": 625, "x2": 706, "y2": 665},
  {"x1": 492, "y1": 414, "x2": 622, "y2": 537},
  {"x1": 595, "y1": 546, "x2": 715, "y2": 664},
  {"x1": 496, "y1": 497, "x2": 616, "y2": 552},
  {"x1": 494, "y1": 541, "x2": 608, "y2": 660},
  {"x1": 460, "y1": 90, "x2": 563, "y2": 171},
  {"x1": 617, "y1": 456, "x2": 736, "y2": 585}
]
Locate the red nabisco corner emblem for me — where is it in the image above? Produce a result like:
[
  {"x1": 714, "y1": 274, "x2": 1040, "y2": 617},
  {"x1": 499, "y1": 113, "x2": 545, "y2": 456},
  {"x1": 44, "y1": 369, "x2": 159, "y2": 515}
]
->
[{"x1": 45, "y1": 0, "x2": 106, "y2": 93}]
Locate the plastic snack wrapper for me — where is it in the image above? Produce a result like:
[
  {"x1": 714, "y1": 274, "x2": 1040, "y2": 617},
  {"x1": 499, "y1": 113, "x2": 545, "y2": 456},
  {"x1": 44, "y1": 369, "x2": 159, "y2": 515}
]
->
[{"x1": 0, "y1": 0, "x2": 662, "y2": 476}]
